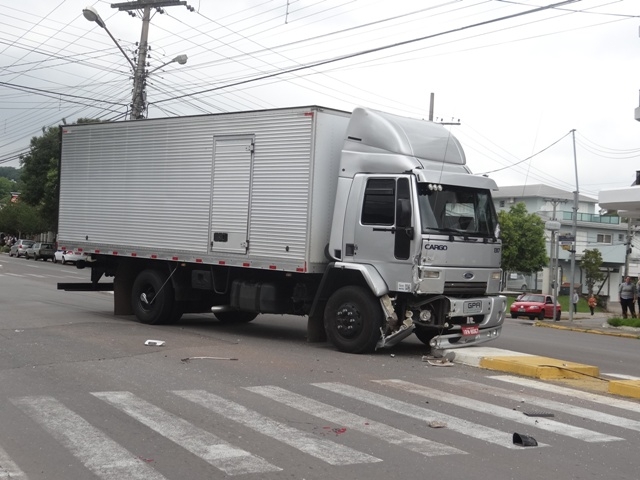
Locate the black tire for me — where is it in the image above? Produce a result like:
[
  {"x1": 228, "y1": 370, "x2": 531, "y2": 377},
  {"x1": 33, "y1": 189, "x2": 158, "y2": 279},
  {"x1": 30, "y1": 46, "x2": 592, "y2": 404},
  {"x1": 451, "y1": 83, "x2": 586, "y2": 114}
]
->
[
  {"x1": 53, "y1": 257, "x2": 58, "y2": 264},
  {"x1": 131, "y1": 269, "x2": 176, "y2": 325},
  {"x1": 214, "y1": 311, "x2": 258, "y2": 323},
  {"x1": 529, "y1": 315, "x2": 536, "y2": 320},
  {"x1": 324, "y1": 286, "x2": 383, "y2": 354},
  {"x1": 537, "y1": 310, "x2": 545, "y2": 320},
  {"x1": 61, "y1": 257, "x2": 67, "y2": 265},
  {"x1": 414, "y1": 327, "x2": 436, "y2": 346},
  {"x1": 555, "y1": 310, "x2": 561, "y2": 321},
  {"x1": 511, "y1": 313, "x2": 517, "y2": 319}
]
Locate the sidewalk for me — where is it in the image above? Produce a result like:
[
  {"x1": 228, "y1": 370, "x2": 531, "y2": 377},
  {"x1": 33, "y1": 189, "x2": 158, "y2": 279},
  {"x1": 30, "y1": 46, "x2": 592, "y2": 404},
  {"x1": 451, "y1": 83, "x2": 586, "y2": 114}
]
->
[{"x1": 534, "y1": 311, "x2": 640, "y2": 339}]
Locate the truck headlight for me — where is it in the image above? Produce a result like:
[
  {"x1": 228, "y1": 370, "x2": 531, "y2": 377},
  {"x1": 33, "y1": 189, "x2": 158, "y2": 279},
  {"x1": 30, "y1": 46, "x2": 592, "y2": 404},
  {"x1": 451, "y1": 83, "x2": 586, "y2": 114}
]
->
[
  {"x1": 491, "y1": 271, "x2": 501, "y2": 281},
  {"x1": 423, "y1": 270, "x2": 440, "y2": 279}
]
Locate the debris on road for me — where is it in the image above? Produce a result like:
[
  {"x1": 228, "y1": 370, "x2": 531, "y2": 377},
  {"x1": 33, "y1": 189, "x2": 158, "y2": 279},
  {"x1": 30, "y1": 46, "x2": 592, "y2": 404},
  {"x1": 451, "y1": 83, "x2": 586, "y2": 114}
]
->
[
  {"x1": 523, "y1": 411, "x2": 555, "y2": 418},
  {"x1": 513, "y1": 432, "x2": 538, "y2": 447},
  {"x1": 428, "y1": 421, "x2": 447, "y2": 428},
  {"x1": 425, "y1": 358, "x2": 454, "y2": 367},
  {"x1": 181, "y1": 356, "x2": 238, "y2": 363},
  {"x1": 144, "y1": 339, "x2": 165, "y2": 346}
]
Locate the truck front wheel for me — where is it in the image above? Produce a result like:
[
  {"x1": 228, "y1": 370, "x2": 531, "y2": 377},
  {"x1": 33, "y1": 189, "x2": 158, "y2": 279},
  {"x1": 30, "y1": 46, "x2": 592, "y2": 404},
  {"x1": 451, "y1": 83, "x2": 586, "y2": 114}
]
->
[
  {"x1": 131, "y1": 269, "x2": 176, "y2": 325},
  {"x1": 324, "y1": 286, "x2": 382, "y2": 354}
]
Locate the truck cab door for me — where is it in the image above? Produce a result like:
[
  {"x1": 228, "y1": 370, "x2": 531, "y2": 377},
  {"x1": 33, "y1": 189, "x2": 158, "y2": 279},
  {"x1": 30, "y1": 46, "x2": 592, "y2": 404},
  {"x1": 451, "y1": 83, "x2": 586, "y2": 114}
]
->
[{"x1": 347, "y1": 176, "x2": 416, "y2": 292}]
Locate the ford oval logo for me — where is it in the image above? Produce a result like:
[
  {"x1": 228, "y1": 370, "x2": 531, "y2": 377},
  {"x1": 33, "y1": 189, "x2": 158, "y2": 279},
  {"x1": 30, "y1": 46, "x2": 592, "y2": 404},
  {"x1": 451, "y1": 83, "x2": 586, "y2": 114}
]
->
[{"x1": 463, "y1": 272, "x2": 474, "y2": 279}]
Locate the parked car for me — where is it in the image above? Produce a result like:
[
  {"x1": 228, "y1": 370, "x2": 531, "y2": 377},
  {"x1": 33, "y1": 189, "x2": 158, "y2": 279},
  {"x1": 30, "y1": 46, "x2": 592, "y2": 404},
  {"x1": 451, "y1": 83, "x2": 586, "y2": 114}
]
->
[
  {"x1": 9, "y1": 239, "x2": 34, "y2": 258},
  {"x1": 54, "y1": 249, "x2": 88, "y2": 264},
  {"x1": 26, "y1": 242, "x2": 55, "y2": 261},
  {"x1": 505, "y1": 272, "x2": 528, "y2": 291},
  {"x1": 510, "y1": 294, "x2": 561, "y2": 320}
]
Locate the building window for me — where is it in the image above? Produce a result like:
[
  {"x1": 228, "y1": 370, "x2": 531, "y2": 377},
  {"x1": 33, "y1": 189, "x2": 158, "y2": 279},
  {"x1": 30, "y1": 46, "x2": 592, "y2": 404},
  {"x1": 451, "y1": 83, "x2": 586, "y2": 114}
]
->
[
  {"x1": 619, "y1": 233, "x2": 624, "y2": 242},
  {"x1": 596, "y1": 233, "x2": 612, "y2": 244},
  {"x1": 499, "y1": 200, "x2": 505, "y2": 207}
]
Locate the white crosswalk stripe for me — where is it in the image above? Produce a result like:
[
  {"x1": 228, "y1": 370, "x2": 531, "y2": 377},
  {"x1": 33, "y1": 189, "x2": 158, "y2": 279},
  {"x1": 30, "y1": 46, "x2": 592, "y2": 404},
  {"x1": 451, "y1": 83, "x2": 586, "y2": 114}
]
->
[
  {"x1": 311, "y1": 382, "x2": 528, "y2": 449},
  {"x1": 490, "y1": 375, "x2": 640, "y2": 414},
  {"x1": 6, "y1": 376, "x2": 640, "y2": 478},
  {"x1": 173, "y1": 389, "x2": 383, "y2": 465},
  {"x1": 10, "y1": 396, "x2": 168, "y2": 480},
  {"x1": 0, "y1": 444, "x2": 28, "y2": 479},
  {"x1": 93, "y1": 391, "x2": 281, "y2": 475},
  {"x1": 436, "y1": 377, "x2": 640, "y2": 433},
  {"x1": 374, "y1": 379, "x2": 623, "y2": 443},
  {"x1": 245, "y1": 385, "x2": 465, "y2": 457}
]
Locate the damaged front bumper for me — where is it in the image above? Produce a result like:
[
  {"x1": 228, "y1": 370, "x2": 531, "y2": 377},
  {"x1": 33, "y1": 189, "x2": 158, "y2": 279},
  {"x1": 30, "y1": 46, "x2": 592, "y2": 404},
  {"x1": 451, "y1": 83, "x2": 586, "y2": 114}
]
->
[{"x1": 429, "y1": 295, "x2": 506, "y2": 349}]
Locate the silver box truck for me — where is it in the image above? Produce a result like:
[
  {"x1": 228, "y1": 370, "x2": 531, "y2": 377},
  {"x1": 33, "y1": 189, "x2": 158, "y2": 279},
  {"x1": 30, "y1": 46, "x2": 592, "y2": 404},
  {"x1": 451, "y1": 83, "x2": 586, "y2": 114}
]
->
[{"x1": 57, "y1": 106, "x2": 505, "y2": 353}]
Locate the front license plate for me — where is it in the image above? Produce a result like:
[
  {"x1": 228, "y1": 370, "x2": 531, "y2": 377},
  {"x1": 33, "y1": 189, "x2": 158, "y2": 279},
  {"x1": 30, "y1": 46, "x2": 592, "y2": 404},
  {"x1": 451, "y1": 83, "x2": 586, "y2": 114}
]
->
[
  {"x1": 518, "y1": 308, "x2": 525, "y2": 312},
  {"x1": 463, "y1": 300, "x2": 482, "y2": 314},
  {"x1": 461, "y1": 325, "x2": 479, "y2": 336}
]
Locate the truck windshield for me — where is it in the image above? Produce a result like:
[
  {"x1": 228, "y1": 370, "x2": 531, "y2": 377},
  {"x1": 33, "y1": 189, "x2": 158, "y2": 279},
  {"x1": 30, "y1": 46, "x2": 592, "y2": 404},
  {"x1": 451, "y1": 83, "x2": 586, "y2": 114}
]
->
[{"x1": 417, "y1": 183, "x2": 498, "y2": 237}]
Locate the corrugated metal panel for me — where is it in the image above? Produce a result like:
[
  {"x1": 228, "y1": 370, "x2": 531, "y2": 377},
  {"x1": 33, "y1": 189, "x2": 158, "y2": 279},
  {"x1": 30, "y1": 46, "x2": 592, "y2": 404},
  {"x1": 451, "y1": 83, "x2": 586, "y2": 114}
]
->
[{"x1": 58, "y1": 107, "x2": 344, "y2": 270}]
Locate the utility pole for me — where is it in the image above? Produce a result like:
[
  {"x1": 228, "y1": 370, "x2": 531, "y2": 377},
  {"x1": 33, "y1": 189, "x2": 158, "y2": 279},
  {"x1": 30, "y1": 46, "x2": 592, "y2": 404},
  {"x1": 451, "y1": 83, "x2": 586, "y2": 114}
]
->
[
  {"x1": 111, "y1": 1, "x2": 193, "y2": 119},
  {"x1": 544, "y1": 198, "x2": 567, "y2": 298},
  {"x1": 569, "y1": 129, "x2": 579, "y2": 322}
]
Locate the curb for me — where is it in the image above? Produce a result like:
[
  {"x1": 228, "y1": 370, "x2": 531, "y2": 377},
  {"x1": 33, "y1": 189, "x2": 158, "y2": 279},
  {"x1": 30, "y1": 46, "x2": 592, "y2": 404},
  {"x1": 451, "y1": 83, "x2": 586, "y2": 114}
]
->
[
  {"x1": 534, "y1": 321, "x2": 640, "y2": 339},
  {"x1": 445, "y1": 347, "x2": 640, "y2": 400}
]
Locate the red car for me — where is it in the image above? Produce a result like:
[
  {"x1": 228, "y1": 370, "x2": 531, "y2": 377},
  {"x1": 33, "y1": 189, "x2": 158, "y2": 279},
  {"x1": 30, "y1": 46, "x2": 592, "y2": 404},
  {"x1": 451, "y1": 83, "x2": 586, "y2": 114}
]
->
[{"x1": 510, "y1": 294, "x2": 561, "y2": 320}]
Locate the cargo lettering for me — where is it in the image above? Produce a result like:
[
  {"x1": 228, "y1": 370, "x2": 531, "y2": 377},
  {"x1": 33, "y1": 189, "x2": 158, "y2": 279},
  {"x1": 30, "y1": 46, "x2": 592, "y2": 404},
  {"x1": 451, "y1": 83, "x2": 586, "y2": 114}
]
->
[{"x1": 426, "y1": 244, "x2": 448, "y2": 251}]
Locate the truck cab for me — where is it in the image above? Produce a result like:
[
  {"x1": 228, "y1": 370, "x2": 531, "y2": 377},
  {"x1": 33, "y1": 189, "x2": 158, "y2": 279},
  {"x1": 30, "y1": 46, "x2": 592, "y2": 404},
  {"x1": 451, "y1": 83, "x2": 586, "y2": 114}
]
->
[{"x1": 323, "y1": 108, "x2": 505, "y2": 352}]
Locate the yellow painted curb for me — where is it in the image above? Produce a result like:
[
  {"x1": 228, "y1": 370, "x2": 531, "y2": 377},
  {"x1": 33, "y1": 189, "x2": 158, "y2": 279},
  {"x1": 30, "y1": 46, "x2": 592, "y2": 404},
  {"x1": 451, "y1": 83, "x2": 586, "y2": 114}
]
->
[
  {"x1": 479, "y1": 355, "x2": 599, "y2": 380},
  {"x1": 534, "y1": 321, "x2": 640, "y2": 339},
  {"x1": 608, "y1": 380, "x2": 640, "y2": 399}
]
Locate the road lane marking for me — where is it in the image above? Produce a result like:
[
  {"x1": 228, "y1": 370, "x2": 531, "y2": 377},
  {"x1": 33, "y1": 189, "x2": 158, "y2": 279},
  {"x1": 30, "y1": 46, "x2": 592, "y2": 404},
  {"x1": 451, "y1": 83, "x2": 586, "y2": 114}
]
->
[
  {"x1": 10, "y1": 396, "x2": 167, "y2": 480},
  {"x1": 313, "y1": 382, "x2": 531, "y2": 449},
  {"x1": 437, "y1": 377, "x2": 640, "y2": 433},
  {"x1": 375, "y1": 380, "x2": 622, "y2": 443},
  {"x1": 174, "y1": 389, "x2": 381, "y2": 465},
  {"x1": 246, "y1": 385, "x2": 463, "y2": 457},
  {"x1": 0, "y1": 444, "x2": 28, "y2": 479},
  {"x1": 93, "y1": 391, "x2": 280, "y2": 475},
  {"x1": 603, "y1": 373, "x2": 640, "y2": 381},
  {"x1": 490, "y1": 375, "x2": 640, "y2": 413}
]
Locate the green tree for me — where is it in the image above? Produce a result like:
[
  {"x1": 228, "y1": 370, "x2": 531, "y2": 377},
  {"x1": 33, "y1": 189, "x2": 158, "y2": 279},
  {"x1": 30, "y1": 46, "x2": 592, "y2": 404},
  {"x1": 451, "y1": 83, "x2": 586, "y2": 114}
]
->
[
  {"x1": 0, "y1": 177, "x2": 14, "y2": 203},
  {"x1": 0, "y1": 201, "x2": 44, "y2": 237},
  {"x1": 0, "y1": 166, "x2": 20, "y2": 182},
  {"x1": 580, "y1": 248, "x2": 604, "y2": 296},
  {"x1": 498, "y1": 202, "x2": 548, "y2": 276}
]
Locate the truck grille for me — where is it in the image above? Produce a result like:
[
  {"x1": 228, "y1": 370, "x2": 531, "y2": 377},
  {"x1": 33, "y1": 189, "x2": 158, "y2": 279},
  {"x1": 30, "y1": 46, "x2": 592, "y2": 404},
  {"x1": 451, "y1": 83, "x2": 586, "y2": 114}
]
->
[{"x1": 443, "y1": 282, "x2": 486, "y2": 296}]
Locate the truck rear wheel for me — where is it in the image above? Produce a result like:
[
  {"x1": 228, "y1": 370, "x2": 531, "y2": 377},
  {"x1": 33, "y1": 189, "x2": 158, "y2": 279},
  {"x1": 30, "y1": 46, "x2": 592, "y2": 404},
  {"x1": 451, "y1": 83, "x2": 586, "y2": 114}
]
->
[
  {"x1": 131, "y1": 269, "x2": 176, "y2": 325},
  {"x1": 214, "y1": 311, "x2": 257, "y2": 323},
  {"x1": 324, "y1": 286, "x2": 382, "y2": 354}
]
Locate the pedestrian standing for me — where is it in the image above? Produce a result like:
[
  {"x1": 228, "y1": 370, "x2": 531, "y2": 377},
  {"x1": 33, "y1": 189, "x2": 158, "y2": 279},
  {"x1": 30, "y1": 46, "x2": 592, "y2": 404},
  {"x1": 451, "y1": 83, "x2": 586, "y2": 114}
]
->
[
  {"x1": 588, "y1": 294, "x2": 597, "y2": 316},
  {"x1": 572, "y1": 289, "x2": 579, "y2": 313},
  {"x1": 619, "y1": 276, "x2": 637, "y2": 319}
]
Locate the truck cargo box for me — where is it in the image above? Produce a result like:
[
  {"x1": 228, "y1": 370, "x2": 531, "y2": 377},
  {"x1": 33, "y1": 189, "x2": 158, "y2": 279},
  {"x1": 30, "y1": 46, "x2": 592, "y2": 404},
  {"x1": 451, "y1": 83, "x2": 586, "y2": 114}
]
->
[{"x1": 58, "y1": 106, "x2": 351, "y2": 273}]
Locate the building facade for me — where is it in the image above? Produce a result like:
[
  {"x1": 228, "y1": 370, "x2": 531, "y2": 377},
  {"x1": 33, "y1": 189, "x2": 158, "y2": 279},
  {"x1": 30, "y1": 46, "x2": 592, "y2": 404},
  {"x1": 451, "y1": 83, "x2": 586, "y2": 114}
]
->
[{"x1": 494, "y1": 184, "x2": 634, "y2": 302}]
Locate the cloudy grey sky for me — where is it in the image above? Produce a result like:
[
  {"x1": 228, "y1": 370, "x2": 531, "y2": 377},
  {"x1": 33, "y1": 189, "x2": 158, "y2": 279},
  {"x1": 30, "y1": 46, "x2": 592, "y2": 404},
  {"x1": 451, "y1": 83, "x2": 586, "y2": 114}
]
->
[{"x1": 1, "y1": 0, "x2": 638, "y2": 201}]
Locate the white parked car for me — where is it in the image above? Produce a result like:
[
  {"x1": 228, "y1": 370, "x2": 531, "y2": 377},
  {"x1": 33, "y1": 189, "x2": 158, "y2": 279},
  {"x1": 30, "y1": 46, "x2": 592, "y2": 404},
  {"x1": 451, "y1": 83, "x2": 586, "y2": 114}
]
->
[{"x1": 54, "y1": 249, "x2": 88, "y2": 264}]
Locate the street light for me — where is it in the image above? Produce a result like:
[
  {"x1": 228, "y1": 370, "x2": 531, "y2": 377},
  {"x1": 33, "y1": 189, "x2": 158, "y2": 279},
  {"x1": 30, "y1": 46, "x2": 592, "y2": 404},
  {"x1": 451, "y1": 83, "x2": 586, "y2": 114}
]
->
[
  {"x1": 83, "y1": 5, "x2": 186, "y2": 120},
  {"x1": 82, "y1": 6, "x2": 135, "y2": 71},
  {"x1": 148, "y1": 54, "x2": 188, "y2": 75}
]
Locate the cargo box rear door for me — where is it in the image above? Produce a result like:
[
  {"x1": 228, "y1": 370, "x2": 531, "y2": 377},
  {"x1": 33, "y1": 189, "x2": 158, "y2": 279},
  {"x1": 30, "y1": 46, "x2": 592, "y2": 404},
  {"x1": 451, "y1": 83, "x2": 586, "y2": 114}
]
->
[{"x1": 210, "y1": 136, "x2": 254, "y2": 254}]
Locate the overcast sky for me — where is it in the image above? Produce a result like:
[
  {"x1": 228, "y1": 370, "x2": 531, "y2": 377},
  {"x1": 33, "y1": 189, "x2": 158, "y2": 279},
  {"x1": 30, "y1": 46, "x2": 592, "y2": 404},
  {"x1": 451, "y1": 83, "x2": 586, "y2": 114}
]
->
[{"x1": 1, "y1": 0, "x2": 639, "y2": 202}]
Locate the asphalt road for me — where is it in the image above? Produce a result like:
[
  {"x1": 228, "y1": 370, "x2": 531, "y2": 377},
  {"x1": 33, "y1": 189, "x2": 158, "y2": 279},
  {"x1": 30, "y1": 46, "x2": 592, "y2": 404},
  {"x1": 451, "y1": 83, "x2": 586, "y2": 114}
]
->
[{"x1": 1, "y1": 255, "x2": 639, "y2": 480}]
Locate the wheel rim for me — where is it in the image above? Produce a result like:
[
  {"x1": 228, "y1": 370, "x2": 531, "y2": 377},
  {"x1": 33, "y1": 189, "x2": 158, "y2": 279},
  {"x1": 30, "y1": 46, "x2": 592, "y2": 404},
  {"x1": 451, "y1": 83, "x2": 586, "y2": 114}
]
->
[
  {"x1": 334, "y1": 303, "x2": 365, "y2": 340},
  {"x1": 137, "y1": 285, "x2": 157, "y2": 314}
]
